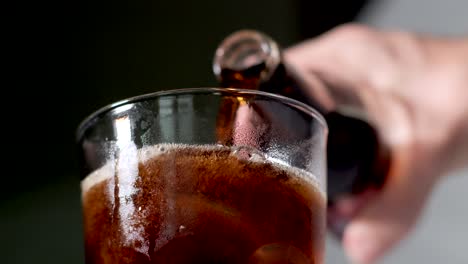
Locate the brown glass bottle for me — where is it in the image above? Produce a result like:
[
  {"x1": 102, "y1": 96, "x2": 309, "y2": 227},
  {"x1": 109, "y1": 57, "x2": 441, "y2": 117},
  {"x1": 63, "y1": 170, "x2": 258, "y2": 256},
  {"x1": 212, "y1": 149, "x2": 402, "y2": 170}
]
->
[{"x1": 213, "y1": 30, "x2": 392, "y2": 236}]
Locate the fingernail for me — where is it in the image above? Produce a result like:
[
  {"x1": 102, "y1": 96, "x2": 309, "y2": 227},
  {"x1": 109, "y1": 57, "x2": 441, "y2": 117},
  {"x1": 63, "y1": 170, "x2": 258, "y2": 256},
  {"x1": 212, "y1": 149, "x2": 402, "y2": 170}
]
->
[{"x1": 343, "y1": 223, "x2": 380, "y2": 264}]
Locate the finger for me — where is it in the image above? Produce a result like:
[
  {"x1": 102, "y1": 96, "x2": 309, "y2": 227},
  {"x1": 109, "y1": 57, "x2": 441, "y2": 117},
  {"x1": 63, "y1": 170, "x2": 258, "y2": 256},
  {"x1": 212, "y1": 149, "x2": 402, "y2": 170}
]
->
[
  {"x1": 327, "y1": 189, "x2": 380, "y2": 238},
  {"x1": 285, "y1": 24, "x2": 412, "y2": 113},
  {"x1": 284, "y1": 30, "x2": 378, "y2": 114},
  {"x1": 284, "y1": 24, "x2": 384, "y2": 91},
  {"x1": 343, "y1": 144, "x2": 440, "y2": 264}
]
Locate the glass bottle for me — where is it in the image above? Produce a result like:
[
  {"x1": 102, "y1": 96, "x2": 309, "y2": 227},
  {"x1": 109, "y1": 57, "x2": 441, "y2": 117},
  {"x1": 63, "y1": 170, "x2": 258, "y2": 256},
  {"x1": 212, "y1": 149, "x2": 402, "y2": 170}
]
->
[{"x1": 213, "y1": 30, "x2": 392, "y2": 236}]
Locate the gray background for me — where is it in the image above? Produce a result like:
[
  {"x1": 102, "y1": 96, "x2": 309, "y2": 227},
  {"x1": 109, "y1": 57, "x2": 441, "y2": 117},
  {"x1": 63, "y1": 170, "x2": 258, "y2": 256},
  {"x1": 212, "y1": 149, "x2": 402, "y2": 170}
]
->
[{"x1": 2, "y1": 0, "x2": 467, "y2": 263}]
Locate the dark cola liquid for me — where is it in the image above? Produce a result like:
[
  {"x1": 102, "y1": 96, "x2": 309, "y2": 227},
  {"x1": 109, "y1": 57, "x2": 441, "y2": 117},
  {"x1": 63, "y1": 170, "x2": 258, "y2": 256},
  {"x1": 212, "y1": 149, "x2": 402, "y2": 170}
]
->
[
  {"x1": 82, "y1": 144, "x2": 325, "y2": 264},
  {"x1": 219, "y1": 64, "x2": 391, "y2": 235}
]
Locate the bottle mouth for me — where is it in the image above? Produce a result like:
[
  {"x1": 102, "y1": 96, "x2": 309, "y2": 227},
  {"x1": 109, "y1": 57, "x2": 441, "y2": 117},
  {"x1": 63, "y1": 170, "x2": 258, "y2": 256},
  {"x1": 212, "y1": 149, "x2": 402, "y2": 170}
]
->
[{"x1": 213, "y1": 30, "x2": 281, "y2": 83}]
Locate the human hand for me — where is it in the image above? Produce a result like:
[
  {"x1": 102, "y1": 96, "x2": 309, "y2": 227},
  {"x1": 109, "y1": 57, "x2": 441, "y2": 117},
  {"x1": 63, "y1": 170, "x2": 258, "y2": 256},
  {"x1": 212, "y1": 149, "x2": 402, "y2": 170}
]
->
[{"x1": 285, "y1": 24, "x2": 468, "y2": 264}]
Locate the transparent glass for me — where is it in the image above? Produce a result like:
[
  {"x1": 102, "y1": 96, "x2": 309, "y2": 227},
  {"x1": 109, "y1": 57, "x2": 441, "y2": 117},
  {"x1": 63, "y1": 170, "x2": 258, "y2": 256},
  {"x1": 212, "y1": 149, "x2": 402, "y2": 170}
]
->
[{"x1": 77, "y1": 88, "x2": 328, "y2": 264}]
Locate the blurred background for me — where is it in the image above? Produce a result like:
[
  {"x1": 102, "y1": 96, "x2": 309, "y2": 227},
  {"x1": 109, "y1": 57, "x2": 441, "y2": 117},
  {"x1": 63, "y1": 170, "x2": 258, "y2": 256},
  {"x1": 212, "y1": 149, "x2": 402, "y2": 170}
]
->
[{"x1": 2, "y1": 0, "x2": 467, "y2": 263}]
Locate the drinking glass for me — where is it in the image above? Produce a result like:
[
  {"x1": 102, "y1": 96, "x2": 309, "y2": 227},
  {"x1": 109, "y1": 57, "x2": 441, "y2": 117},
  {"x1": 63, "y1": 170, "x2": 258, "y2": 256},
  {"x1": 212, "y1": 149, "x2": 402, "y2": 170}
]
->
[{"x1": 77, "y1": 87, "x2": 328, "y2": 264}]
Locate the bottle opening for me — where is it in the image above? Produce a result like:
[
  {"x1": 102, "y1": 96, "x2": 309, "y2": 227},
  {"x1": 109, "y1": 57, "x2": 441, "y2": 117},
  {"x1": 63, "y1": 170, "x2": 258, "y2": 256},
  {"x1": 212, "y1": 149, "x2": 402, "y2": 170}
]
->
[{"x1": 213, "y1": 30, "x2": 281, "y2": 84}]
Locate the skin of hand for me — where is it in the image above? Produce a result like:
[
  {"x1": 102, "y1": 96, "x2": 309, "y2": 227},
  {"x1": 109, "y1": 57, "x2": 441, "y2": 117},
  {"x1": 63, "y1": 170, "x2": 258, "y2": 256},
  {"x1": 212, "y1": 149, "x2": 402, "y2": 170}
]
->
[{"x1": 284, "y1": 24, "x2": 468, "y2": 264}]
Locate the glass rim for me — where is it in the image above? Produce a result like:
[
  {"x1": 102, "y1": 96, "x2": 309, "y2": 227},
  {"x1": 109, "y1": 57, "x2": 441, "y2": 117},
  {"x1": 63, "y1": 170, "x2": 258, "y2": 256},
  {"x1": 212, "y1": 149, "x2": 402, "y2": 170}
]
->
[{"x1": 76, "y1": 87, "x2": 328, "y2": 142}]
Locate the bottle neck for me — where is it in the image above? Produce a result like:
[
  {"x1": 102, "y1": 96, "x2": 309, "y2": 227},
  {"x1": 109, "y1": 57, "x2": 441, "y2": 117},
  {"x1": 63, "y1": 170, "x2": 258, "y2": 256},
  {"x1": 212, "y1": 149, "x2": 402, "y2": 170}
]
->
[{"x1": 213, "y1": 30, "x2": 334, "y2": 113}]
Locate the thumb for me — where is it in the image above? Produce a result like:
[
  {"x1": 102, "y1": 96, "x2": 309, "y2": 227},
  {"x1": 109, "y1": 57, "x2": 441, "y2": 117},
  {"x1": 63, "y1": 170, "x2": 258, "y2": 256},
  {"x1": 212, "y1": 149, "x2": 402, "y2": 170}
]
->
[{"x1": 343, "y1": 144, "x2": 440, "y2": 264}]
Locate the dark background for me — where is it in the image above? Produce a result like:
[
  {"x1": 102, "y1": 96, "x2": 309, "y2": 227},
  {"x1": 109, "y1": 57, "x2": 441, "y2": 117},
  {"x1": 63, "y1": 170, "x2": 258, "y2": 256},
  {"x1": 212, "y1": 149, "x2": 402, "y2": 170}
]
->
[{"x1": 2, "y1": 0, "x2": 368, "y2": 263}]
